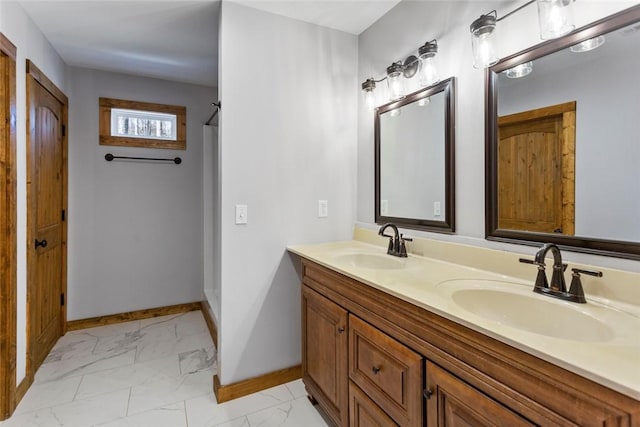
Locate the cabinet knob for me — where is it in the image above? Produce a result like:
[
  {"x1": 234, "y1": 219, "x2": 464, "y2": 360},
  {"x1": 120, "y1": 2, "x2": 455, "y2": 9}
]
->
[
  {"x1": 423, "y1": 388, "x2": 433, "y2": 399},
  {"x1": 371, "y1": 366, "x2": 381, "y2": 374},
  {"x1": 337, "y1": 327, "x2": 345, "y2": 334}
]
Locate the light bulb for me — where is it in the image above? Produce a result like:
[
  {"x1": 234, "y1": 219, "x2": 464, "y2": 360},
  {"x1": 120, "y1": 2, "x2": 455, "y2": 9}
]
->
[
  {"x1": 418, "y1": 40, "x2": 439, "y2": 87},
  {"x1": 505, "y1": 61, "x2": 533, "y2": 79},
  {"x1": 361, "y1": 78, "x2": 377, "y2": 111},
  {"x1": 570, "y1": 36, "x2": 605, "y2": 53},
  {"x1": 470, "y1": 14, "x2": 499, "y2": 69},
  {"x1": 365, "y1": 90, "x2": 375, "y2": 110},
  {"x1": 386, "y1": 62, "x2": 404, "y2": 101},
  {"x1": 538, "y1": 0, "x2": 574, "y2": 40}
]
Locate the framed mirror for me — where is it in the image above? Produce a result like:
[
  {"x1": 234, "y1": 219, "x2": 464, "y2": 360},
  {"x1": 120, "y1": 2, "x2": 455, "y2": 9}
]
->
[
  {"x1": 375, "y1": 77, "x2": 455, "y2": 233},
  {"x1": 485, "y1": 5, "x2": 640, "y2": 259}
]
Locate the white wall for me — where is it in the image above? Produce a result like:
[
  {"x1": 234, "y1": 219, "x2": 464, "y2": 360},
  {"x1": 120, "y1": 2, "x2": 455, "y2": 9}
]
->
[
  {"x1": 357, "y1": 1, "x2": 640, "y2": 272},
  {"x1": 0, "y1": 0, "x2": 67, "y2": 386},
  {"x1": 218, "y1": 1, "x2": 358, "y2": 384},
  {"x1": 66, "y1": 67, "x2": 216, "y2": 320},
  {"x1": 203, "y1": 124, "x2": 221, "y2": 324}
]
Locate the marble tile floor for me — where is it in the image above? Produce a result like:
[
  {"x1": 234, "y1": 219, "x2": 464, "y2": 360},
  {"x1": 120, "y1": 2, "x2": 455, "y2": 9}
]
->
[{"x1": 1, "y1": 311, "x2": 329, "y2": 427}]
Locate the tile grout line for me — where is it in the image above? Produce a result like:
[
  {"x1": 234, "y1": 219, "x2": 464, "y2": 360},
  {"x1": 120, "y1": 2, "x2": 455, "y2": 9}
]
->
[
  {"x1": 71, "y1": 374, "x2": 84, "y2": 401},
  {"x1": 125, "y1": 387, "x2": 133, "y2": 417},
  {"x1": 182, "y1": 400, "x2": 189, "y2": 427}
]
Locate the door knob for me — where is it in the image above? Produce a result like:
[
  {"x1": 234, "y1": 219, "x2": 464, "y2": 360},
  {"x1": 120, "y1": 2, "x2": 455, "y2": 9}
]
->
[{"x1": 35, "y1": 239, "x2": 48, "y2": 248}]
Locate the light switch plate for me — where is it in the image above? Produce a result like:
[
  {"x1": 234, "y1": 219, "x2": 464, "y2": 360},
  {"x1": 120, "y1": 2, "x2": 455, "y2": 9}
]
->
[
  {"x1": 433, "y1": 201, "x2": 441, "y2": 217},
  {"x1": 318, "y1": 200, "x2": 328, "y2": 218},
  {"x1": 381, "y1": 199, "x2": 389, "y2": 215},
  {"x1": 235, "y1": 204, "x2": 248, "y2": 224}
]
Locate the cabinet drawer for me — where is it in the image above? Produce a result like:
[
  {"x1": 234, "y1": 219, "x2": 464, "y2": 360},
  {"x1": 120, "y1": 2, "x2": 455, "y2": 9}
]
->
[
  {"x1": 349, "y1": 382, "x2": 398, "y2": 427},
  {"x1": 349, "y1": 315, "x2": 423, "y2": 427}
]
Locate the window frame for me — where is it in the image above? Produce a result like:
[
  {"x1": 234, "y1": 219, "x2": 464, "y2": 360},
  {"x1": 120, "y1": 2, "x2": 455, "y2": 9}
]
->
[{"x1": 99, "y1": 97, "x2": 186, "y2": 150}]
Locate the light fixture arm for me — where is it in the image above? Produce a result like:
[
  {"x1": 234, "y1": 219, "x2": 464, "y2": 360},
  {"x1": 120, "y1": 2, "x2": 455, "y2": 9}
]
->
[{"x1": 496, "y1": 0, "x2": 536, "y2": 22}]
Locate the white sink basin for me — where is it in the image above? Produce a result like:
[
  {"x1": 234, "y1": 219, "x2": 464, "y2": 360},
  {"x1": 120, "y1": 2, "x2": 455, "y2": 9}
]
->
[
  {"x1": 331, "y1": 252, "x2": 406, "y2": 270},
  {"x1": 437, "y1": 279, "x2": 638, "y2": 343}
]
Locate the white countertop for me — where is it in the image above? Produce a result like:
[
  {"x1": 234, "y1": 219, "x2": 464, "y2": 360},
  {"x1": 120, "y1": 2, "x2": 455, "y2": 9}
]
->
[{"x1": 288, "y1": 239, "x2": 640, "y2": 400}]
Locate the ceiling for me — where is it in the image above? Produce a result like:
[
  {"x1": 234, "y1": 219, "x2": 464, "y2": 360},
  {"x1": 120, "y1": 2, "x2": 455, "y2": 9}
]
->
[{"x1": 19, "y1": 0, "x2": 401, "y2": 87}]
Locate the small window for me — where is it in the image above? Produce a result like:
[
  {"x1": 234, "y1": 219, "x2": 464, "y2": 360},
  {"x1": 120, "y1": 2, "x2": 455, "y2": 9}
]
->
[{"x1": 99, "y1": 98, "x2": 186, "y2": 150}]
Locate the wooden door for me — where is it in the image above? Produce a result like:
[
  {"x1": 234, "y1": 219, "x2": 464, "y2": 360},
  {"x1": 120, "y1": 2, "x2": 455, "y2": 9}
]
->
[
  {"x1": 426, "y1": 362, "x2": 534, "y2": 427},
  {"x1": 0, "y1": 34, "x2": 17, "y2": 421},
  {"x1": 26, "y1": 61, "x2": 68, "y2": 375},
  {"x1": 302, "y1": 285, "x2": 348, "y2": 427},
  {"x1": 497, "y1": 102, "x2": 575, "y2": 235}
]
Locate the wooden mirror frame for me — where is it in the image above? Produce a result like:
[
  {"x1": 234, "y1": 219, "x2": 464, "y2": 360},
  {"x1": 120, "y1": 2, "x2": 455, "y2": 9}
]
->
[
  {"x1": 375, "y1": 77, "x2": 456, "y2": 233},
  {"x1": 485, "y1": 5, "x2": 640, "y2": 260}
]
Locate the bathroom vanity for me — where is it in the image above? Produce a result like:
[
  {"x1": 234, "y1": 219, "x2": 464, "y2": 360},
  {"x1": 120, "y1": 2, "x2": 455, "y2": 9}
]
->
[{"x1": 290, "y1": 236, "x2": 640, "y2": 426}]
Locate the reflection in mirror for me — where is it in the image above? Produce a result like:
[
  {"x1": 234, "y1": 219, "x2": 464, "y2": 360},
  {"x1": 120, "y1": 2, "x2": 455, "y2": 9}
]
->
[
  {"x1": 486, "y1": 5, "x2": 640, "y2": 259},
  {"x1": 376, "y1": 77, "x2": 455, "y2": 233}
]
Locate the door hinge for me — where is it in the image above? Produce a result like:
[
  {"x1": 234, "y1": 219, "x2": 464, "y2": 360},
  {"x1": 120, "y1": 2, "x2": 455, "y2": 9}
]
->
[
  {"x1": 60, "y1": 293, "x2": 65, "y2": 306},
  {"x1": 62, "y1": 125, "x2": 66, "y2": 137},
  {"x1": 61, "y1": 209, "x2": 66, "y2": 221}
]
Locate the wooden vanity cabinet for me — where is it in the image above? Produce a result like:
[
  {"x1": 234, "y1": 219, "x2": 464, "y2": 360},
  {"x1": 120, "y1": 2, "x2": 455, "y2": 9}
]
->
[
  {"x1": 302, "y1": 285, "x2": 349, "y2": 427},
  {"x1": 426, "y1": 361, "x2": 534, "y2": 427},
  {"x1": 300, "y1": 259, "x2": 640, "y2": 427}
]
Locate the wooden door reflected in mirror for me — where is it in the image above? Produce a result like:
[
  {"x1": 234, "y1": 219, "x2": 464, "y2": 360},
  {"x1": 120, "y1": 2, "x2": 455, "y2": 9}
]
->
[{"x1": 497, "y1": 102, "x2": 575, "y2": 235}]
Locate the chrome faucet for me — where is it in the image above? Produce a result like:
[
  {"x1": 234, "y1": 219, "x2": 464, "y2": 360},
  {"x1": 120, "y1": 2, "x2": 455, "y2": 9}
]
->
[
  {"x1": 378, "y1": 223, "x2": 412, "y2": 257},
  {"x1": 519, "y1": 243, "x2": 602, "y2": 304}
]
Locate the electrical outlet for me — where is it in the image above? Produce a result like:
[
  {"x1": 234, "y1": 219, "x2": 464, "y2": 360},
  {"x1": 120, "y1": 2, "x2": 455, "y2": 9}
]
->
[
  {"x1": 235, "y1": 204, "x2": 248, "y2": 224},
  {"x1": 318, "y1": 200, "x2": 328, "y2": 218}
]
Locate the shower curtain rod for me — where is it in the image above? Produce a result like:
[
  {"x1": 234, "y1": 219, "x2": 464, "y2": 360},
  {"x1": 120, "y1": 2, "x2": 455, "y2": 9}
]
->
[{"x1": 205, "y1": 101, "x2": 221, "y2": 125}]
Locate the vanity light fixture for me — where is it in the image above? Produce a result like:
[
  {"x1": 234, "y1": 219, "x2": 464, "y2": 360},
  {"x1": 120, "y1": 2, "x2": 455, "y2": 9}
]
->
[
  {"x1": 470, "y1": 12, "x2": 499, "y2": 69},
  {"x1": 387, "y1": 61, "x2": 405, "y2": 101},
  {"x1": 537, "y1": 0, "x2": 575, "y2": 40},
  {"x1": 360, "y1": 39, "x2": 442, "y2": 108},
  {"x1": 362, "y1": 78, "x2": 377, "y2": 110},
  {"x1": 504, "y1": 61, "x2": 533, "y2": 78},
  {"x1": 470, "y1": 0, "x2": 577, "y2": 68},
  {"x1": 570, "y1": 35, "x2": 605, "y2": 53},
  {"x1": 418, "y1": 40, "x2": 439, "y2": 87}
]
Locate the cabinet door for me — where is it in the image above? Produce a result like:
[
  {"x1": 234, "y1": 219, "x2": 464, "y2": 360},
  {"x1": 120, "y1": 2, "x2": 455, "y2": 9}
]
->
[
  {"x1": 426, "y1": 362, "x2": 535, "y2": 427},
  {"x1": 350, "y1": 382, "x2": 398, "y2": 427},
  {"x1": 302, "y1": 285, "x2": 348, "y2": 426}
]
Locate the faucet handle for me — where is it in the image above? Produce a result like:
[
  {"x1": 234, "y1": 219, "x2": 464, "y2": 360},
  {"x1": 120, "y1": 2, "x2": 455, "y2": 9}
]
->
[
  {"x1": 571, "y1": 267, "x2": 603, "y2": 277},
  {"x1": 519, "y1": 258, "x2": 549, "y2": 289},
  {"x1": 398, "y1": 234, "x2": 412, "y2": 257},
  {"x1": 568, "y1": 268, "x2": 601, "y2": 304}
]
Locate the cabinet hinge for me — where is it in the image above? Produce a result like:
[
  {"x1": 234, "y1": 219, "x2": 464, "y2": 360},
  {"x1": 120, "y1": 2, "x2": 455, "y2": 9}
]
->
[
  {"x1": 62, "y1": 125, "x2": 66, "y2": 137},
  {"x1": 61, "y1": 209, "x2": 66, "y2": 221},
  {"x1": 61, "y1": 293, "x2": 65, "y2": 306}
]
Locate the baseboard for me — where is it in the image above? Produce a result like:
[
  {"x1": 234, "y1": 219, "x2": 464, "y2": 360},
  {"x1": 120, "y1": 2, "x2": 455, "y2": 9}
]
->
[
  {"x1": 15, "y1": 375, "x2": 30, "y2": 410},
  {"x1": 199, "y1": 301, "x2": 218, "y2": 346},
  {"x1": 214, "y1": 365, "x2": 302, "y2": 403},
  {"x1": 67, "y1": 302, "x2": 202, "y2": 331}
]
